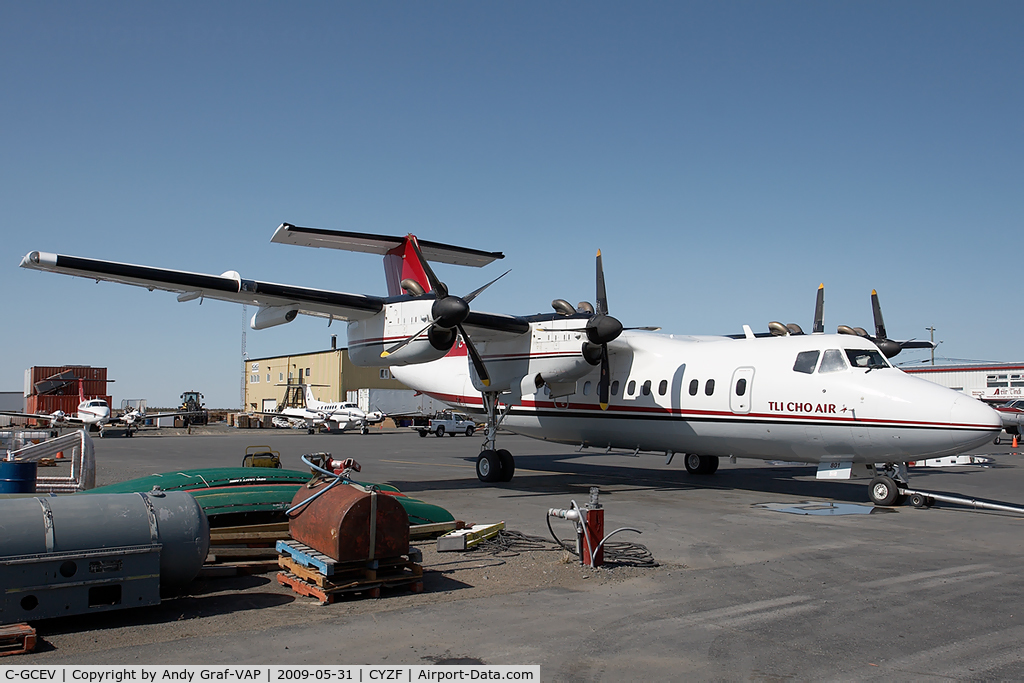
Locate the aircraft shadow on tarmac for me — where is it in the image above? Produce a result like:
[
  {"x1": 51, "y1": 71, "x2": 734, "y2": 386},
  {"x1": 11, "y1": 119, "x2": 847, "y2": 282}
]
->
[{"x1": 385, "y1": 449, "x2": 998, "y2": 505}]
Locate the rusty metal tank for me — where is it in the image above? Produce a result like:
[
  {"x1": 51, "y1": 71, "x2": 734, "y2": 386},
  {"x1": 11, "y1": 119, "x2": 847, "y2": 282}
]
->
[{"x1": 288, "y1": 481, "x2": 409, "y2": 562}]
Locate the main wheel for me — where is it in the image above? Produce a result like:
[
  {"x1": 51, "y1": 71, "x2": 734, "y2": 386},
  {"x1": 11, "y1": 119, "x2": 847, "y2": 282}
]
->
[
  {"x1": 869, "y1": 476, "x2": 900, "y2": 506},
  {"x1": 684, "y1": 453, "x2": 716, "y2": 475},
  {"x1": 361, "y1": 426, "x2": 369, "y2": 435},
  {"x1": 476, "y1": 450, "x2": 501, "y2": 483},
  {"x1": 465, "y1": 426, "x2": 475, "y2": 437},
  {"x1": 435, "y1": 425, "x2": 445, "y2": 437},
  {"x1": 496, "y1": 449, "x2": 515, "y2": 481},
  {"x1": 994, "y1": 437, "x2": 1002, "y2": 445}
]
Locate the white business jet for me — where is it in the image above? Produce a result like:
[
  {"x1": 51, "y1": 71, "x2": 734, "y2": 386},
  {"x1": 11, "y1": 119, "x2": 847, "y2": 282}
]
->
[{"x1": 20, "y1": 224, "x2": 1001, "y2": 504}]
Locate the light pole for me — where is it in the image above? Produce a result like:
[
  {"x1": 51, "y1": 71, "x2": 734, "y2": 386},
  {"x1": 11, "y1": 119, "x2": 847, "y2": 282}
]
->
[{"x1": 925, "y1": 326, "x2": 936, "y2": 365}]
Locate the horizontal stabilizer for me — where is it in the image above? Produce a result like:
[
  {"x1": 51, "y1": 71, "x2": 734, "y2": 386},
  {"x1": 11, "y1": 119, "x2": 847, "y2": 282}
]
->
[{"x1": 271, "y1": 224, "x2": 504, "y2": 268}]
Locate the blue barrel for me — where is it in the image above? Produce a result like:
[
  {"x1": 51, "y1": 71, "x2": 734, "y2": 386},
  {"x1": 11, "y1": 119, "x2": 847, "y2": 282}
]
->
[{"x1": 0, "y1": 461, "x2": 37, "y2": 493}]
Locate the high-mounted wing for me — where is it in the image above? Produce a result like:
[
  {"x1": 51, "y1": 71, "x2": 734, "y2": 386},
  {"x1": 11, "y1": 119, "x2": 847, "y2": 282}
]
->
[{"x1": 20, "y1": 251, "x2": 386, "y2": 323}]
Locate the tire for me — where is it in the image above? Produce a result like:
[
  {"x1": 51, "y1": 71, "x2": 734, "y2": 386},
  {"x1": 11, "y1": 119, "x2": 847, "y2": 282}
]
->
[
  {"x1": 496, "y1": 449, "x2": 515, "y2": 481},
  {"x1": 361, "y1": 426, "x2": 369, "y2": 435},
  {"x1": 435, "y1": 425, "x2": 445, "y2": 437},
  {"x1": 910, "y1": 493, "x2": 928, "y2": 508},
  {"x1": 684, "y1": 453, "x2": 716, "y2": 475},
  {"x1": 869, "y1": 476, "x2": 900, "y2": 506},
  {"x1": 465, "y1": 426, "x2": 475, "y2": 437},
  {"x1": 476, "y1": 450, "x2": 501, "y2": 483},
  {"x1": 418, "y1": 429, "x2": 428, "y2": 438},
  {"x1": 994, "y1": 437, "x2": 1002, "y2": 445}
]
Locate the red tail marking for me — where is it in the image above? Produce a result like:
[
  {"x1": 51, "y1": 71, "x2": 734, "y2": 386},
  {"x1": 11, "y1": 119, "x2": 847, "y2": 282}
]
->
[{"x1": 383, "y1": 235, "x2": 432, "y2": 297}]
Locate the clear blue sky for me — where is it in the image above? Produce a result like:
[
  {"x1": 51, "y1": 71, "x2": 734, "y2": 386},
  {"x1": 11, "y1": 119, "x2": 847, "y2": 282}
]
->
[{"x1": 2, "y1": 2, "x2": 1021, "y2": 408}]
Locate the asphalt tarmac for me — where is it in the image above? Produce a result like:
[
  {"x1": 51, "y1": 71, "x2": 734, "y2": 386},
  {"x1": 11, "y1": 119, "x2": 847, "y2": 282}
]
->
[{"x1": 18, "y1": 426, "x2": 1024, "y2": 679}]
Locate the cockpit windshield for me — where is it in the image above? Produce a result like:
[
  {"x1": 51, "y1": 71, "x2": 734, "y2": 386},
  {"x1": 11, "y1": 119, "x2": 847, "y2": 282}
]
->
[{"x1": 845, "y1": 348, "x2": 889, "y2": 370}]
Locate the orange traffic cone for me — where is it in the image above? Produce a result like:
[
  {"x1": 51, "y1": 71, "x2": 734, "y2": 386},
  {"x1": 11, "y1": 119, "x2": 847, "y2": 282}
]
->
[
  {"x1": 1013, "y1": 434, "x2": 1018, "y2": 449},
  {"x1": 55, "y1": 451, "x2": 65, "y2": 460}
]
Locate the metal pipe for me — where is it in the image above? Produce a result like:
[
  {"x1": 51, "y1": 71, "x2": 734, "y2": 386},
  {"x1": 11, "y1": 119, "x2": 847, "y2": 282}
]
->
[{"x1": 902, "y1": 488, "x2": 1024, "y2": 515}]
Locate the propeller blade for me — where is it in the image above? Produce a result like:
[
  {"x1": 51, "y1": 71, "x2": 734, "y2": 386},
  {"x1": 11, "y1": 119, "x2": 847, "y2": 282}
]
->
[
  {"x1": 595, "y1": 250, "x2": 608, "y2": 316},
  {"x1": 463, "y1": 269, "x2": 511, "y2": 304},
  {"x1": 381, "y1": 319, "x2": 437, "y2": 358},
  {"x1": 871, "y1": 289, "x2": 887, "y2": 340},
  {"x1": 408, "y1": 236, "x2": 448, "y2": 299},
  {"x1": 812, "y1": 283, "x2": 825, "y2": 334},
  {"x1": 598, "y1": 344, "x2": 610, "y2": 410},
  {"x1": 457, "y1": 324, "x2": 490, "y2": 387}
]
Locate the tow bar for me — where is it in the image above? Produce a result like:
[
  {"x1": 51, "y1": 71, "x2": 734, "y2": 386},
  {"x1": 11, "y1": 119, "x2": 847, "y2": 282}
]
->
[{"x1": 900, "y1": 488, "x2": 1024, "y2": 515}]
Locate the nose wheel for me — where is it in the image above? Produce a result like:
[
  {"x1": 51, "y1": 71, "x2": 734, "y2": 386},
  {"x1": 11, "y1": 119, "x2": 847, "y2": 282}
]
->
[{"x1": 868, "y1": 463, "x2": 909, "y2": 506}]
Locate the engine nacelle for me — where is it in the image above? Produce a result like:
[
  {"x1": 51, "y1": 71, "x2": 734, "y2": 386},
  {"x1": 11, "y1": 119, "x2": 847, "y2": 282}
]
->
[
  {"x1": 346, "y1": 299, "x2": 453, "y2": 367},
  {"x1": 251, "y1": 306, "x2": 298, "y2": 330}
]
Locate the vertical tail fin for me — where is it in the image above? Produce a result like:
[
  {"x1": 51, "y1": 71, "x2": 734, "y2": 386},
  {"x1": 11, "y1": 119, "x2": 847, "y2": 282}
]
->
[
  {"x1": 304, "y1": 384, "x2": 317, "y2": 408},
  {"x1": 383, "y1": 236, "x2": 432, "y2": 297}
]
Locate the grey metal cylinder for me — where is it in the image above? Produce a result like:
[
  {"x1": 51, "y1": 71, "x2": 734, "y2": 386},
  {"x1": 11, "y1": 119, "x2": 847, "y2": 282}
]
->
[{"x1": 0, "y1": 491, "x2": 209, "y2": 587}]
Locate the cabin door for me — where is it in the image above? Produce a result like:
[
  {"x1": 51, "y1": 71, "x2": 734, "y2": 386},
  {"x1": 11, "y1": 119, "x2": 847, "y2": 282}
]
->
[{"x1": 729, "y1": 367, "x2": 755, "y2": 414}]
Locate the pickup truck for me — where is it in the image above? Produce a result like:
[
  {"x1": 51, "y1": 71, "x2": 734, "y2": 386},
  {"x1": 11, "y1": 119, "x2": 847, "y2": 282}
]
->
[{"x1": 416, "y1": 411, "x2": 477, "y2": 437}]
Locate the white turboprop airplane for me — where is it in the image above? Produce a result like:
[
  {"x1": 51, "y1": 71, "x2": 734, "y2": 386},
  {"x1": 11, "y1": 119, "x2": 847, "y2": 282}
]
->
[
  {"x1": 300, "y1": 385, "x2": 379, "y2": 434},
  {"x1": 2, "y1": 379, "x2": 111, "y2": 433},
  {"x1": 256, "y1": 384, "x2": 375, "y2": 434},
  {"x1": 111, "y1": 406, "x2": 204, "y2": 436},
  {"x1": 20, "y1": 225, "x2": 1002, "y2": 505}
]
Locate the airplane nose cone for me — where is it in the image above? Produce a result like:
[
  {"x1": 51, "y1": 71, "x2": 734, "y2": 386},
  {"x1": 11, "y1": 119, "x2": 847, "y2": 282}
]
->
[{"x1": 950, "y1": 395, "x2": 1002, "y2": 449}]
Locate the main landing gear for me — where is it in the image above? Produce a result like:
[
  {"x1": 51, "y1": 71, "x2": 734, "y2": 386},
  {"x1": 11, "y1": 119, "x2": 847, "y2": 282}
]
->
[
  {"x1": 475, "y1": 392, "x2": 515, "y2": 483},
  {"x1": 683, "y1": 454, "x2": 719, "y2": 475}
]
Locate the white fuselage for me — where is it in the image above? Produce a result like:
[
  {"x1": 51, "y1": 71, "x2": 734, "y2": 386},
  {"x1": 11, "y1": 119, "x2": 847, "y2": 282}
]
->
[
  {"x1": 392, "y1": 327, "x2": 1001, "y2": 464},
  {"x1": 303, "y1": 386, "x2": 368, "y2": 431}
]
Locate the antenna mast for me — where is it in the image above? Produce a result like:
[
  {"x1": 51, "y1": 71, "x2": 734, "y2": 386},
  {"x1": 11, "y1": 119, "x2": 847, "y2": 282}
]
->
[{"x1": 241, "y1": 304, "x2": 248, "y2": 410}]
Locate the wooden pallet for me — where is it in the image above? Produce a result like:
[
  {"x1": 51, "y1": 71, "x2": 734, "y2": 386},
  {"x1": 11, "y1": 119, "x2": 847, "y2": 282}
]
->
[
  {"x1": 275, "y1": 541, "x2": 424, "y2": 604},
  {"x1": 0, "y1": 624, "x2": 36, "y2": 657}
]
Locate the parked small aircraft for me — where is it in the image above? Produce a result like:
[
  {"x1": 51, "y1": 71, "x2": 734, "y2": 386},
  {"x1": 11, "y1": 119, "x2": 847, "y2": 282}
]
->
[
  {"x1": 2, "y1": 379, "x2": 111, "y2": 433},
  {"x1": 20, "y1": 224, "x2": 1002, "y2": 504}
]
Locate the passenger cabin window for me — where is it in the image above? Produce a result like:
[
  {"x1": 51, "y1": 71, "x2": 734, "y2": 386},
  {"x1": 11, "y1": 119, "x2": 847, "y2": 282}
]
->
[
  {"x1": 818, "y1": 349, "x2": 847, "y2": 373},
  {"x1": 793, "y1": 351, "x2": 820, "y2": 374},
  {"x1": 658, "y1": 380, "x2": 668, "y2": 396},
  {"x1": 611, "y1": 380, "x2": 620, "y2": 396},
  {"x1": 642, "y1": 380, "x2": 651, "y2": 396},
  {"x1": 689, "y1": 379, "x2": 699, "y2": 396},
  {"x1": 845, "y1": 348, "x2": 888, "y2": 370},
  {"x1": 627, "y1": 380, "x2": 636, "y2": 396},
  {"x1": 583, "y1": 381, "x2": 591, "y2": 395},
  {"x1": 705, "y1": 379, "x2": 715, "y2": 396},
  {"x1": 735, "y1": 378, "x2": 747, "y2": 396}
]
